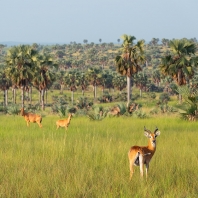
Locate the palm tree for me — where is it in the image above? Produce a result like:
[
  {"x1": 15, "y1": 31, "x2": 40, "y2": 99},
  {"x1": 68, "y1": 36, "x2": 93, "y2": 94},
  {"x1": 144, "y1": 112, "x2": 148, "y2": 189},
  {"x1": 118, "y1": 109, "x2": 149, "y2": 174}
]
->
[
  {"x1": 160, "y1": 39, "x2": 198, "y2": 85},
  {"x1": 86, "y1": 67, "x2": 102, "y2": 100},
  {"x1": 32, "y1": 43, "x2": 39, "y2": 50},
  {"x1": 115, "y1": 34, "x2": 145, "y2": 106},
  {"x1": 99, "y1": 71, "x2": 108, "y2": 95},
  {"x1": 32, "y1": 53, "x2": 56, "y2": 110},
  {"x1": 0, "y1": 44, "x2": 6, "y2": 55},
  {"x1": 0, "y1": 71, "x2": 11, "y2": 106},
  {"x1": 83, "y1": 39, "x2": 88, "y2": 44},
  {"x1": 64, "y1": 70, "x2": 80, "y2": 105},
  {"x1": 150, "y1": 38, "x2": 159, "y2": 46},
  {"x1": 145, "y1": 54, "x2": 152, "y2": 67},
  {"x1": 57, "y1": 70, "x2": 66, "y2": 94},
  {"x1": 190, "y1": 70, "x2": 198, "y2": 92},
  {"x1": 5, "y1": 45, "x2": 37, "y2": 108},
  {"x1": 102, "y1": 70, "x2": 113, "y2": 93},
  {"x1": 82, "y1": 40, "x2": 88, "y2": 52},
  {"x1": 160, "y1": 39, "x2": 198, "y2": 103},
  {"x1": 152, "y1": 69, "x2": 161, "y2": 86},
  {"x1": 78, "y1": 72, "x2": 89, "y2": 96},
  {"x1": 161, "y1": 38, "x2": 169, "y2": 47},
  {"x1": 98, "y1": 54, "x2": 107, "y2": 69},
  {"x1": 134, "y1": 71, "x2": 148, "y2": 97}
]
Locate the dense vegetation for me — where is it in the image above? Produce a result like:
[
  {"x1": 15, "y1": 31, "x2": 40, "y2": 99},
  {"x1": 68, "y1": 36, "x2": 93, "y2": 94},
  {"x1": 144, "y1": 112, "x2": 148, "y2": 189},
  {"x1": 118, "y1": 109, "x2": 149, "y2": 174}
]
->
[{"x1": 0, "y1": 37, "x2": 198, "y2": 120}]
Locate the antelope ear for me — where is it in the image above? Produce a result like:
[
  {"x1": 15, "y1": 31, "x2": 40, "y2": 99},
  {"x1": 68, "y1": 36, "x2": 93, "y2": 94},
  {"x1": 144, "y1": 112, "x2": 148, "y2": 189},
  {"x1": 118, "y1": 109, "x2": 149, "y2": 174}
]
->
[
  {"x1": 155, "y1": 131, "x2": 160, "y2": 137},
  {"x1": 144, "y1": 132, "x2": 151, "y2": 138}
]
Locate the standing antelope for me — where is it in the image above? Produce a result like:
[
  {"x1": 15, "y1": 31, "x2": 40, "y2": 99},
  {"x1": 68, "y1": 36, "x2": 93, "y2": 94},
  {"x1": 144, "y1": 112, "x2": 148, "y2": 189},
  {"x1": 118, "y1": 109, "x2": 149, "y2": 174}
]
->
[
  {"x1": 20, "y1": 108, "x2": 42, "y2": 128},
  {"x1": 56, "y1": 113, "x2": 72, "y2": 130},
  {"x1": 128, "y1": 127, "x2": 160, "y2": 180}
]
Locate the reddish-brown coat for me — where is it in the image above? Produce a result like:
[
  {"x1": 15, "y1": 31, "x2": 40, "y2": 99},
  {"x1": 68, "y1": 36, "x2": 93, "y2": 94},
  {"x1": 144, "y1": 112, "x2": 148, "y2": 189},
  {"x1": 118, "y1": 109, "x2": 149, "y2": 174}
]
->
[
  {"x1": 56, "y1": 114, "x2": 72, "y2": 130},
  {"x1": 20, "y1": 108, "x2": 42, "y2": 128},
  {"x1": 128, "y1": 128, "x2": 160, "y2": 180}
]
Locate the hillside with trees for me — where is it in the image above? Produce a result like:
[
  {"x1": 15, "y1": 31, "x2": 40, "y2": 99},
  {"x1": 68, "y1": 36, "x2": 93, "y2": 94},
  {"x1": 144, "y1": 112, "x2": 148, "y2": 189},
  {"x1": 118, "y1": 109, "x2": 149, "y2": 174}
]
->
[{"x1": 0, "y1": 36, "x2": 198, "y2": 120}]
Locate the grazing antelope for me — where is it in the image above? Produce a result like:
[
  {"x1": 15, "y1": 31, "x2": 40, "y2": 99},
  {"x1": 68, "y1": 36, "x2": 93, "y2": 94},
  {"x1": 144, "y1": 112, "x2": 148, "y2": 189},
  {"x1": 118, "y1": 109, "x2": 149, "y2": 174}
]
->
[
  {"x1": 20, "y1": 108, "x2": 42, "y2": 128},
  {"x1": 128, "y1": 127, "x2": 160, "y2": 180},
  {"x1": 56, "y1": 113, "x2": 72, "y2": 130}
]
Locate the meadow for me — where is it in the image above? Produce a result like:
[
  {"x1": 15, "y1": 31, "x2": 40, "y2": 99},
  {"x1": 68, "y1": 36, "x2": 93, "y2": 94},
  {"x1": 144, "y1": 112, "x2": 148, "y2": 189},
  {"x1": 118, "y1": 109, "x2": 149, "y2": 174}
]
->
[{"x1": 0, "y1": 114, "x2": 197, "y2": 197}]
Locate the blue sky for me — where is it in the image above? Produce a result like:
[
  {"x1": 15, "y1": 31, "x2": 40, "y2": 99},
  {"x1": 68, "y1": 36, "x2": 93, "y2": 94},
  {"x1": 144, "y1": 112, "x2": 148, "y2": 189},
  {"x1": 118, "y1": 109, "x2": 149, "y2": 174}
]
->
[{"x1": 1, "y1": 0, "x2": 198, "y2": 44}]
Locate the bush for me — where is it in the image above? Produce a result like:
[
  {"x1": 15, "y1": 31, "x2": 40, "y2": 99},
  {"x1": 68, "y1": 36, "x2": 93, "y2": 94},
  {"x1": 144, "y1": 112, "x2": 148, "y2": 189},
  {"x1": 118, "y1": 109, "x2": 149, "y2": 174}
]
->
[
  {"x1": 159, "y1": 93, "x2": 170, "y2": 103},
  {"x1": 149, "y1": 108, "x2": 159, "y2": 115},
  {"x1": 7, "y1": 104, "x2": 20, "y2": 115},
  {"x1": 51, "y1": 96, "x2": 68, "y2": 116},
  {"x1": 133, "y1": 110, "x2": 148, "y2": 119},
  {"x1": 113, "y1": 92, "x2": 127, "y2": 102},
  {"x1": 147, "y1": 92, "x2": 156, "y2": 100},
  {"x1": 87, "y1": 105, "x2": 108, "y2": 121},
  {"x1": 76, "y1": 97, "x2": 93, "y2": 110},
  {"x1": 0, "y1": 105, "x2": 7, "y2": 114}
]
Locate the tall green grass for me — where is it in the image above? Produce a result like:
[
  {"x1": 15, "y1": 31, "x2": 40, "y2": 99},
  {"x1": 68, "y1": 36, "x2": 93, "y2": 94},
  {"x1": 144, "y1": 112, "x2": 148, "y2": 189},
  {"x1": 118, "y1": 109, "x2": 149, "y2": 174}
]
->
[{"x1": 0, "y1": 115, "x2": 197, "y2": 197}]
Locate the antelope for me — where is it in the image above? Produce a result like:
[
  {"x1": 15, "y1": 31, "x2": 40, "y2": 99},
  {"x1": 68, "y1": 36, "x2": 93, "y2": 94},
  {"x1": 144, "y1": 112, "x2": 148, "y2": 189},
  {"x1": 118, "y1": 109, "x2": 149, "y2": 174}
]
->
[
  {"x1": 20, "y1": 108, "x2": 42, "y2": 128},
  {"x1": 128, "y1": 127, "x2": 160, "y2": 180},
  {"x1": 56, "y1": 113, "x2": 72, "y2": 130}
]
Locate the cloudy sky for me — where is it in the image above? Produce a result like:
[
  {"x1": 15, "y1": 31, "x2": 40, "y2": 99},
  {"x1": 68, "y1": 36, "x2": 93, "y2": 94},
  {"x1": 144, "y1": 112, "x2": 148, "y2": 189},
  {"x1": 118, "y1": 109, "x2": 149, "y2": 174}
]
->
[{"x1": 1, "y1": 0, "x2": 198, "y2": 44}]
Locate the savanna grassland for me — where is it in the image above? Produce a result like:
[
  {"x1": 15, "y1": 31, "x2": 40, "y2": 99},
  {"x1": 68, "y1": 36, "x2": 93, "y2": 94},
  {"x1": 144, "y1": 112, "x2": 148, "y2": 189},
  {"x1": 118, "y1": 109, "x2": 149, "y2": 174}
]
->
[
  {"x1": 1, "y1": 36, "x2": 198, "y2": 197},
  {"x1": 0, "y1": 115, "x2": 197, "y2": 197}
]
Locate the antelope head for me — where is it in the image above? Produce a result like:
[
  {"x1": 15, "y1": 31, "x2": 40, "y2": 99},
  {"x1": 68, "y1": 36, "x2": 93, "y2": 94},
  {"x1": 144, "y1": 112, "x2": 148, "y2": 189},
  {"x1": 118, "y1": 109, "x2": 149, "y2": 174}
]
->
[{"x1": 144, "y1": 126, "x2": 160, "y2": 147}]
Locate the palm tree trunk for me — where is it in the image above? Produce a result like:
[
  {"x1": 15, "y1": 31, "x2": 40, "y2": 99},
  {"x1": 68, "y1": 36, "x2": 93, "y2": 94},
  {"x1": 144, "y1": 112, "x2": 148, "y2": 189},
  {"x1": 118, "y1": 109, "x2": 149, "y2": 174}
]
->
[
  {"x1": 127, "y1": 76, "x2": 131, "y2": 107},
  {"x1": 5, "y1": 89, "x2": 8, "y2": 106},
  {"x1": 45, "y1": 89, "x2": 48, "y2": 104},
  {"x1": 140, "y1": 89, "x2": 142, "y2": 97},
  {"x1": 21, "y1": 87, "x2": 25, "y2": 108},
  {"x1": 60, "y1": 84, "x2": 64, "y2": 94},
  {"x1": 71, "y1": 90, "x2": 74, "y2": 105},
  {"x1": 94, "y1": 84, "x2": 97, "y2": 100},
  {"x1": 29, "y1": 86, "x2": 32, "y2": 105},
  {"x1": 146, "y1": 60, "x2": 148, "y2": 67},
  {"x1": 45, "y1": 89, "x2": 48, "y2": 105},
  {"x1": 3, "y1": 90, "x2": 7, "y2": 107},
  {"x1": 41, "y1": 89, "x2": 45, "y2": 110},
  {"x1": 178, "y1": 70, "x2": 183, "y2": 104},
  {"x1": 93, "y1": 85, "x2": 95, "y2": 98},
  {"x1": 82, "y1": 88, "x2": 85, "y2": 96},
  {"x1": 12, "y1": 86, "x2": 17, "y2": 104},
  {"x1": 39, "y1": 90, "x2": 41, "y2": 104},
  {"x1": 26, "y1": 89, "x2": 29, "y2": 103},
  {"x1": 93, "y1": 83, "x2": 97, "y2": 99},
  {"x1": 3, "y1": 90, "x2": 5, "y2": 107}
]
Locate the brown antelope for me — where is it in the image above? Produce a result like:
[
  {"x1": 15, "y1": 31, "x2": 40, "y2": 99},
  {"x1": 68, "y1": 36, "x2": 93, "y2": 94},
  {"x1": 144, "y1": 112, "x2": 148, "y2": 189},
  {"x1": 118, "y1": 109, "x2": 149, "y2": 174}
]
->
[
  {"x1": 20, "y1": 108, "x2": 42, "y2": 128},
  {"x1": 56, "y1": 113, "x2": 72, "y2": 130},
  {"x1": 128, "y1": 127, "x2": 160, "y2": 180}
]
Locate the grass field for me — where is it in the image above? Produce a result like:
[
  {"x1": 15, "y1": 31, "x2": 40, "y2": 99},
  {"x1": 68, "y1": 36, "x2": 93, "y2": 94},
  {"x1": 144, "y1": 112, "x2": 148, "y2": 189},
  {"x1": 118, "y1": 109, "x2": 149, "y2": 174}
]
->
[{"x1": 0, "y1": 115, "x2": 197, "y2": 197}]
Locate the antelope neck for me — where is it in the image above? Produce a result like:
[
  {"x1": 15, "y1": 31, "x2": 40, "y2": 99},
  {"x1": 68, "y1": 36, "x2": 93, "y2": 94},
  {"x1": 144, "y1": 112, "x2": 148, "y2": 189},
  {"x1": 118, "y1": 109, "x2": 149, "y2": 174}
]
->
[{"x1": 147, "y1": 141, "x2": 156, "y2": 151}]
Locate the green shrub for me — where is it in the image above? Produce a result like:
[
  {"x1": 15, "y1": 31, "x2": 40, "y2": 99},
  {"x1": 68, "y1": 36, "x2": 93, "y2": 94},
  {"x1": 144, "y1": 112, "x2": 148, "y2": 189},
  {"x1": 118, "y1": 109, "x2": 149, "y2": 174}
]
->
[
  {"x1": 133, "y1": 109, "x2": 148, "y2": 118},
  {"x1": 159, "y1": 93, "x2": 170, "y2": 103},
  {"x1": 7, "y1": 104, "x2": 19, "y2": 115},
  {"x1": 87, "y1": 105, "x2": 108, "y2": 121}
]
